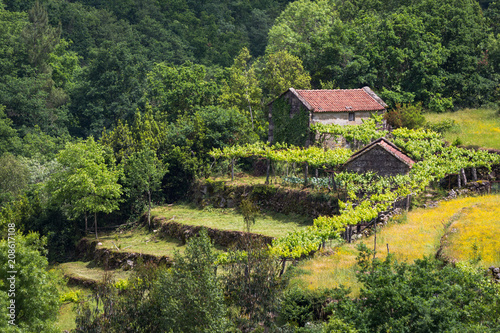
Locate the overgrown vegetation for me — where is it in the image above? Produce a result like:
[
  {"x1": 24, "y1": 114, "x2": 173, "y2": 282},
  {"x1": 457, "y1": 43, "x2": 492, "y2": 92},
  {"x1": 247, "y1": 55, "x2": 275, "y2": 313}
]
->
[{"x1": 1, "y1": 0, "x2": 500, "y2": 331}]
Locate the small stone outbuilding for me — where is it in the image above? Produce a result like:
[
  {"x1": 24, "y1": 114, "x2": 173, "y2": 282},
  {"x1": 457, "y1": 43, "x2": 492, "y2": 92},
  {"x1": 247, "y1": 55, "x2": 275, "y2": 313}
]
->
[{"x1": 344, "y1": 138, "x2": 415, "y2": 176}]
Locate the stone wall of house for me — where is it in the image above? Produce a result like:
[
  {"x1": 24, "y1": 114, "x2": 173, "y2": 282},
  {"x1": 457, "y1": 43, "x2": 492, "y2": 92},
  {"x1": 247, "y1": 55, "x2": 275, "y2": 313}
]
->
[
  {"x1": 344, "y1": 145, "x2": 410, "y2": 176},
  {"x1": 311, "y1": 110, "x2": 378, "y2": 126}
]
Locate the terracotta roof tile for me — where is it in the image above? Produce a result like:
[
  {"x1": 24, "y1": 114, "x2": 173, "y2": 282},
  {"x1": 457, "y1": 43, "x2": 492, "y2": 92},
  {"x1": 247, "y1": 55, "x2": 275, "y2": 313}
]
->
[{"x1": 295, "y1": 88, "x2": 387, "y2": 113}]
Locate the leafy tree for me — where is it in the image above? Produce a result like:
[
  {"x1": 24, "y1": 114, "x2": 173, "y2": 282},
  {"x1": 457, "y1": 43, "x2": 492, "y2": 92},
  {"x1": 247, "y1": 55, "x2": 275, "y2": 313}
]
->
[
  {"x1": 263, "y1": 50, "x2": 311, "y2": 101},
  {"x1": 153, "y1": 228, "x2": 228, "y2": 332},
  {"x1": 219, "y1": 47, "x2": 263, "y2": 130},
  {"x1": 47, "y1": 138, "x2": 122, "y2": 238},
  {"x1": 223, "y1": 245, "x2": 286, "y2": 331},
  {"x1": 240, "y1": 198, "x2": 259, "y2": 233},
  {"x1": 0, "y1": 232, "x2": 60, "y2": 332},
  {"x1": 21, "y1": 0, "x2": 61, "y2": 74},
  {"x1": 0, "y1": 106, "x2": 21, "y2": 155},
  {"x1": 146, "y1": 61, "x2": 222, "y2": 122},
  {"x1": 0, "y1": 153, "x2": 30, "y2": 206},
  {"x1": 70, "y1": 40, "x2": 146, "y2": 136},
  {"x1": 122, "y1": 146, "x2": 167, "y2": 227}
]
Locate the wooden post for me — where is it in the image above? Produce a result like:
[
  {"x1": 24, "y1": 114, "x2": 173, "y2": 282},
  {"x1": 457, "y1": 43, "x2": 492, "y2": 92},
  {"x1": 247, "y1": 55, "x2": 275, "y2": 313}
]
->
[
  {"x1": 472, "y1": 167, "x2": 477, "y2": 181},
  {"x1": 265, "y1": 159, "x2": 270, "y2": 185},
  {"x1": 304, "y1": 162, "x2": 309, "y2": 186},
  {"x1": 373, "y1": 220, "x2": 377, "y2": 260},
  {"x1": 279, "y1": 258, "x2": 287, "y2": 277},
  {"x1": 94, "y1": 212, "x2": 98, "y2": 239},
  {"x1": 461, "y1": 168, "x2": 467, "y2": 185},
  {"x1": 457, "y1": 172, "x2": 461, "y2": 188},
  {"x1": 231, "y1": 158, "x2": 234, "y2": 181}
]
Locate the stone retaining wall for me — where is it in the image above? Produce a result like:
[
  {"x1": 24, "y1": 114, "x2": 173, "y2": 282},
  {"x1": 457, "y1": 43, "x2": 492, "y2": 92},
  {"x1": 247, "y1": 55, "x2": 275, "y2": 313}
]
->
[
  {"x1": 192, "y1": 180, "x2": 339, "y2": 218},
  {"x1": 151, "y1": 217, "x2": 274, "y2": 249},
  {"x1": 75, "y1": 238, "x2": 172, "y2": 270}
]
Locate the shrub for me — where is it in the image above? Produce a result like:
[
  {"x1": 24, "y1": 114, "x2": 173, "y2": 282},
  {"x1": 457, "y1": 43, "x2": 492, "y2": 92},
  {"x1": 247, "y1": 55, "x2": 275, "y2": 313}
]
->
[{"x1": 384, "y1": 103, "x2": 426, "y2": 129}]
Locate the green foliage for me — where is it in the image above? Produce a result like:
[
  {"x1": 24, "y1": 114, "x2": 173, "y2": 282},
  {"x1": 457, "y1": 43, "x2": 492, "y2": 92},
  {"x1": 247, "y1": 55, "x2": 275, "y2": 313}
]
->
[
  {"x1": 223, "y1": 244, "x2": 286, "y2": 331},
  {"x1": 47, "y1": 138, "x2": 122, "y2": 237},
  {"x1": 330, "y1": 246, "x2": 500, "y2": 332},
  {"x1": 267, "y1": 0, "x2": 499, "y2": 109},
  {"x1": 0, "y1": 106, "x2": 21, "y2": 155},
  {"x1": 271, "y1": 96, "x2": 310, "y2": 146},
  {"x1": 425, "y1": 119, "x2": 457, "y2": 134},
  {"x1": 0, "y1": 232, "x2": 60, "y2": 332},
  {"x1": 122, "y1": 146, "x2": 167, "y2": 226},
  {"x1": 240, "y1": 198, "x2": 259, "y2": 233},
  {"x1": 154, "y1": 228, "x2": 228, "y2": 332},
  {"x1": 263, "y1": 50, "x2": 311, "y2": 101},
  {"x1": 279, "y1": 287, "x2": 334, "y2": 327},
  {"x1": 146, "y1": 61, "x2": 222, "y2": 122},
  {"x1": 384, "y1": 103, "x2": 426, "y2": 129},
  {"x1": 0, "y1": 153, "x2": 30, "y2": 206},
  {"x1": 59, "y1": 290, "x2": 83, "y2": 303},
  {"x1": 219, "y1": 47, "x2": 263, "y2": 132}
]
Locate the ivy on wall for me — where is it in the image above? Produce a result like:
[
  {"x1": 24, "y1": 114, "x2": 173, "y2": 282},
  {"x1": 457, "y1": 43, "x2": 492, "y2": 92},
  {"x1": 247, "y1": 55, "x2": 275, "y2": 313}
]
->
[{"x1": 271, "y1": 96, "x2": 310, "y2": 146}]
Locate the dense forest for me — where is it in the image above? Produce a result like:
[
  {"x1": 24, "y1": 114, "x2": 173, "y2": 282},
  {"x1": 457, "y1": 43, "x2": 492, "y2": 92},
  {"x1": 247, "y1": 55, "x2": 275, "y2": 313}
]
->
[{"x1": 1, "y1": 0, "x2": 500, "y2": 332}]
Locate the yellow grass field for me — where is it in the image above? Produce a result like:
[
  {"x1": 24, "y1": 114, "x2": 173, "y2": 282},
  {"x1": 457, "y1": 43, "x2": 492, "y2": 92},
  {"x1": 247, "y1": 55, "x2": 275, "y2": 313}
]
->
[
  {"x1": 290, "y1": 194, "x2": 500, "y2": 294},
  {"x1": 441, "y1": 195, "x2": 500, "y2": 266}
]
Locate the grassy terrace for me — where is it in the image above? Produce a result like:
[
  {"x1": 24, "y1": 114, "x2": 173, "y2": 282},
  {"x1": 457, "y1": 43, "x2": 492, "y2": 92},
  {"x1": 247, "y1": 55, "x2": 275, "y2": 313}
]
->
[
  {"x1": 56, "y1": 261, "x2": 132, "y2": 282},
  {"x1": 290, "y1": 194, "x2": 500, "y2": 295},
  {"x1": 151, "y1": 203, "x2": 312, "y2": 238},
  {"x1": 425, "y1": 108, "x2": 500, "y2": 149},
  {"x1": 87, "y1": 226, "x2": 188, "y2": 257}
]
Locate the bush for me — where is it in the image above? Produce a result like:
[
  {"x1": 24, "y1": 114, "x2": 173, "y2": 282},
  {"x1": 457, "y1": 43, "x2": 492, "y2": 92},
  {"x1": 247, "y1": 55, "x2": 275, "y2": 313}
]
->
[
  {"x1": 330, "y1": 244, "x2": 500, "y2": 333},
  {"x1": 279, "y1": 287, "x2": 334, "y2": 327},
  {"x1": 384, "y1": 103, "x2": 426, "y2": 129},
  {"x1": 425, "y1": 119, "x2": 456, "y2": 134}
]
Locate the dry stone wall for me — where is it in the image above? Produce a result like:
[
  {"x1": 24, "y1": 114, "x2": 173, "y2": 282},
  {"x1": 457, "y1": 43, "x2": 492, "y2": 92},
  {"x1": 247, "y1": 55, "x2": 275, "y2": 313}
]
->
[{"x1": 192, "y1": 181, "x2": 339, "y2": 218}]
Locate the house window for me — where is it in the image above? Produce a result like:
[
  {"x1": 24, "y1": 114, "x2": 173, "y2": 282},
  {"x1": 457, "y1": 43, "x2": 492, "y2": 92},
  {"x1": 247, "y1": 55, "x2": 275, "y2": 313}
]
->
[{"x1": 348, "y1": 112, "x2": 355, "y2": 121}]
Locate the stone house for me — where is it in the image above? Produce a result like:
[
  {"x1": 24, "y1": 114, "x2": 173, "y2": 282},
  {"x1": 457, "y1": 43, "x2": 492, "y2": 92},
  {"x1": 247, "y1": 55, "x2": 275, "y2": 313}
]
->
[
  {"x1": 344, "y1": 137, "x2": 415, "y2": 176},
  {"x1": 268, "y1": 87, "x2": 388, "y2": 146}
]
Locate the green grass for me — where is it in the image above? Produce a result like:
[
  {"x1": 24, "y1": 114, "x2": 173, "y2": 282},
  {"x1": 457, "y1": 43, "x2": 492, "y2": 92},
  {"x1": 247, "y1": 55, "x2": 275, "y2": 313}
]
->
[
  {"x1": 89, "y1": 226, "x2": 188, "y2": 257},
  {"x1": 425, "y1": 108, "x2": 500, "y2": 149},
  {"x1": 56, "y1": 261, "x2": 132, "y2": 282},
  {"x1": 152, "y1": 203, "x2": 312, "y2": 238},
  {"x1": 55, "y1": 285, "x2": 94, "y2": 332}
]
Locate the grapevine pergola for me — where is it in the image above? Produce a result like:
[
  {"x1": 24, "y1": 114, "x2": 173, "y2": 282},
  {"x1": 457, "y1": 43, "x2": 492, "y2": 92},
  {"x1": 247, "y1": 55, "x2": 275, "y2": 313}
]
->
[{"x1": 210, "y1": 127, "x2": 500, "y2": 259}]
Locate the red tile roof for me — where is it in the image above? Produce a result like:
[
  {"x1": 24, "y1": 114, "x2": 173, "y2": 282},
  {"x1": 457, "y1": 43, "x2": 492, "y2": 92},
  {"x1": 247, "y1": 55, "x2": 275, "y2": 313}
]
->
[
  {"x1": 346, "y1": 138, "x2": 415, "y2": 168},
  {"x1": 294, "y1": 87, "x2": 387, "y2": 113}
]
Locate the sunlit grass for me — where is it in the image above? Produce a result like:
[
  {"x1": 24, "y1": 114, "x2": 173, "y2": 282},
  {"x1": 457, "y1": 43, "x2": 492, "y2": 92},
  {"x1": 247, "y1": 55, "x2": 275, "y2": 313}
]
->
[
  {"x1": 55, "y1": 285, "x2": 93, "y2": 331},
  {"x1": 441, "y1": 195, "x2": 500, "y2": 266},
  {"x1": 88, "y1": 226, "x2": 187, "y2": 257},
  {"x1": 290, "y1": 195, "x2": 500, "y2": 295},
  {"x1": 152, "y1": 203, "x2": 312, "y2": 238},
  {"x1": 425, "y1": 108, "x2": 500, "y2": 149},
  {"x1": 56, "y1": 261, "x2": 132, "y2": 282}
]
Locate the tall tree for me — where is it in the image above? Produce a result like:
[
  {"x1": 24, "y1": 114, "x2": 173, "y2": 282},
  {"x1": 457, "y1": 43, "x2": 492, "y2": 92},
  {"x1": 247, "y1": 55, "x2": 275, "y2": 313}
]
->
[
  {"x1": 263, "y1": 50, "x2": 311, "y2": 101},
  {"x1": 21, "y1": 0, "x2": 61, "y2": 73},
  {"x1": 122, "y1": 146, "x2": 167, "y2": 227},
  {"x1": 219, "y1": 47, "x2": 263, "y2": 130},
  {"x1": 47, "y1": 138, "x2": 122, "y2": 238},
  {"x1": 154, "y1": 228, "x2": 228, "y2": 332}
]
